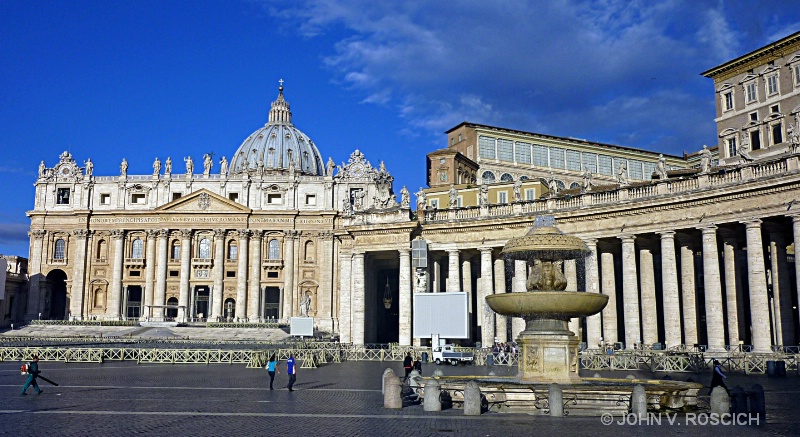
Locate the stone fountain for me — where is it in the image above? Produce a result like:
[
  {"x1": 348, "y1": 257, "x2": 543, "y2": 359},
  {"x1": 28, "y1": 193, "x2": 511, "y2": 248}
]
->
[{"x1": 485, "y1": 224, "x2": 607, "y2": 384}]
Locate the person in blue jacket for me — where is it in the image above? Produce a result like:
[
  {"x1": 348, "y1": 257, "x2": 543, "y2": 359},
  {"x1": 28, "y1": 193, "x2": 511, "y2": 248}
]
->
[
  {"x1": 286, "y1": 354, "x2": 296, "y2": 391},
  {"x1": 21, "y1": 356, "x2": 42, "y2": 395}
]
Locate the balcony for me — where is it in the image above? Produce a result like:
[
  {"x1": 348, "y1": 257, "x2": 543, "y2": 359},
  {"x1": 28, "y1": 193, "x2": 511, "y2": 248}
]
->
[
  {"x1": 192, "y1": 258, "x2": 213, "y2": 268},
  {"x1": 124, "y1": 258, "x2": 145, "y2": 268},
  {"x1": 262, "y1": 259, "x2": 283, "y2": 270}
]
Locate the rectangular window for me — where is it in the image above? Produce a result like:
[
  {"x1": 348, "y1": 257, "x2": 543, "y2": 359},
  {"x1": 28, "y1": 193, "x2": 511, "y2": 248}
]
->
[
  {"x1": 478, "y1": 136, "x2": 496, "y2": 159},
  {"x1": 581, "y1": 152, "x2": 597, "y2": 173},
  {"x1": 628, "y1": 160, "x2": 643, "y2": 180},
  {"x1": 613, "y1": 158, "x2": 628, "y2": 177},
  {"x1": 749, "y1": 111, "x2": 758, "y2": 122},
  {"x1": 267, "y1": 193, "x2": 282, "y2": 204},
  {"x1": 100, "y1": 193, "x2": 111, "y2": 205},
  {"x1": 226, "y1": 271, "x2": 236, "y2": 278},
  {"x1": 497, "y1": 139, "x2": 514, "y2": 162},
  {"x1": 169, "y1": 270, "x2": 179, "y2": 277},
  {"x1": 429, "y1": 199, "x2": 439, "y2": 209},
  {"x1": 642, "y1": 162, "x2": 656, "y2": 179},
  {"x1": 772, "y1": 123, "x2": 783, "y2": 144},
  {"x1": 770, "y1": 104, "x2": 779, "y2": 114},
  {"x1": 172, "y1": 192, "x2": 182, "y2": 201},
  {"x1": 745, "y1": 81, "x2": 757, "y2": 103},
  {"x1": 228, "y1": 193, "x2": 239, "y2": 202},
  {"x1": 532, "y1": 145, "x2": 548, "y2": 167},
  {"x1": 795, "y1": 65, "x2": 800, "y2": 86},
  {"x1": 514, "y1": 142, "x2": 531, "y2": 164},
  {"x1": 57, "y1": 188, "x2": 70, "y2": 205},
  {"x1": 727, "y1": 137, "x2": 737, "y2": 158},
  {"x1": 131, "y1": 193, "x2": 146, "y2": 204},
  {"x1": 750, "y1": 130, "x2": 761, "y2": 150},
  {"x1": 549, "y1": 147, "x2": 565, "y2": 169},
  {"x1": 456, "y1": 196, "x2": 463, "y2": 207},
  {"x1": 129, "y1": 270, "x2": 141, "y2": 277},
  {"x1": 566, "y1": 149, "x2": 581, "y2": 171},
  {"x1": 305, "y1": 194, "x2": 316, "y2": 206},
  {"x1": 525, "y1": 189, "x2": 535, "y2": 201},
  {"x1": 723, "y1": 91, "x2": 734, "y2": 111},
  {"x1": 497, "y1": 191, "x2": 508, "y2": 204},
  {"x1": 598, "y1": 155, "x2": 613, "y2": 175},
  {"x1": 767, "y1": 74, "x2": 778, "y2": 95},
  {"x1": 267, "y1": 271, "x2": 279, "y2": 278}
]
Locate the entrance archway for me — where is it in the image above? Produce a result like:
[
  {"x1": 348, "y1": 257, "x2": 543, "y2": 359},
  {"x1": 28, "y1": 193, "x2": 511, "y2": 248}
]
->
[
  {"x1": 264, "y1": 287, "x2": 280, "y2": 320},
  {"x1": 46, "y1": 269, "x2": 68, "y2": 320},
  {"x1": 193, "y1": 286, "x2": 210, "y2": 321},
  {"x1": 166, "y1": 297, "x2": 178, "y2": 320},
  {"x1": 126, "y1": 286, "x2": 142, "y2": 319},
  {"x1": 224, "y1": 298, "x2": 236, "y2": 321}
]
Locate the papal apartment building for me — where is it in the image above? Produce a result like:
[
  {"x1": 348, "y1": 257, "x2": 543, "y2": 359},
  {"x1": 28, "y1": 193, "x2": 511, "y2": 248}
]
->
[{"x1": 25, "y1": 32, "x2": 800, "y2": 352}]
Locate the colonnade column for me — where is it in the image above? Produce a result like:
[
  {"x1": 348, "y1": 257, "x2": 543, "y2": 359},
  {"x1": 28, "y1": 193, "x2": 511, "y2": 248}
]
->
[
  {"x1": 25, "y1": 230, "x2": 47, "y2": 321},
  {"x1": 600, "y1": 248, "x2": 618, "y2": 344},
  {"x1": 620, "y1": 235, "x2": 640, "y2": 349},
  {"x1": 446, "y1": 249, "x2": 461, "y2": 292},
  {"x1": 70, "y1": 229, "x2": 89, "y2": 320},
  {"x1": 154, "y1": 230, "x2": 169, "y2": 319},
  {"x1": 511, "y1": 260, "x2": 526, "y2": 341},
  {"x1": 584, "y1": 239, "x2": 602, "y2": 348},
  {"x1": 248, "y1": 231, "x2": 263, "y2": 322},
  {"x1": 699, "y1": 225, "x2": 725, "y2": 352},
  {"x1": 743, "y1": 219, "x2": 771, "y2": 352},
  {"x1": 792, "y1": 214, "x2": 800, "y2": 342},
  {"x1": 678, "y1": 236, "x2": 698, "y2": 346},
  {"x1": 638, "y1": 242, "x2": 657, "y2": 346},
  {"x1": 351, "y1": 251, "x2": 366, "y2": 345},
  {"x1": 659, "y1": 231, "x2": 681, "y2": 348},
  {"x1": 282, "y1": 230, "x2": 296, "y2": 319},
  {"x1": 398, "y1": 248, "x2": 412, "y2": 345},
  {"x1": 178, "y1": 229, "x2": 192, "y2": 323},
  {"x1": 720, "y1": 230, "x2": 741, "y2": 345},
  {"x1": 142, "y1": 229, "x2": 157, "y2": 320},
  {"x1": 339, "y1": 251, "x2": 353, "y2": 343},
  {"x1": 211, "y1": 229, "x2": 225, "y2": 321},
  {"x1": 478, "y1": 247, "x2": 494, "y2": 347},
  {"x1": 109, "y1": 229, "x2": 125, "y2": 320},
  {"x1": 462, "y1": 258, "x2": 473, "y2": 320},
  {"x1": 565, "y1": 259, "x2": 581, "y2": 339},
  {"x1": 235, "y1": 229, "x2": 249, "y2": 321},
  {"x1": 768, "y1": 228, "x2": 795, "y2": 345},
  {"x1": 494, "y1": 257, "x2": 507, "y2": 344}
]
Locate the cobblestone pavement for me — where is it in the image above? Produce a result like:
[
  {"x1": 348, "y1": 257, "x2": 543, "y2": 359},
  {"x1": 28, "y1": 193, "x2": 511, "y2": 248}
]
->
[{"x1": 1, "y1": 359, "x2": 797, "y2": 436}]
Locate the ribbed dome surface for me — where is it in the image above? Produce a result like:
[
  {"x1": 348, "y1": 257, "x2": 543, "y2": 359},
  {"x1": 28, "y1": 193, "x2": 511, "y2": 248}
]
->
[{"x1": 230, "y1": 84, "x2": 325, "y2": 176}]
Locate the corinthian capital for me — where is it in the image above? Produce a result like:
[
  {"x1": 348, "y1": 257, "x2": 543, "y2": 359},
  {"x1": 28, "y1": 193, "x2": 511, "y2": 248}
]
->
[
  {"x1": 110, "y1": 229, "x2": 125, "y2": 239},
  {"x1": 29, "y1": 229, "x2": 47, "y2": 240},
  {"x1": 72, "y1": 229, "x2": 90, "y2": 238}
]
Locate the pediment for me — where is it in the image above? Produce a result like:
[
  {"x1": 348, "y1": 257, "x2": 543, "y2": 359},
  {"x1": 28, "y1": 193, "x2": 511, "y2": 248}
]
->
[
  {"x1": 716, "y1": 82, "x2": 734, "y2": 92},
  {"x1": 155, "y1": 189, "x2": 251, "y2": 213},
  {"x1": 786, "y1": 54, "x2": 800, "y2": 66},
  {"x1": 739, "y1": 74, "x2": 757, "y2": 84}
]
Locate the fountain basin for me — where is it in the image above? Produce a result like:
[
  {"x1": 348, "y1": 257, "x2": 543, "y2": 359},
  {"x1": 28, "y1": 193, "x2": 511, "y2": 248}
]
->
[{"x1": 485, "y1": 291, "x2": 608, "y2": 320}]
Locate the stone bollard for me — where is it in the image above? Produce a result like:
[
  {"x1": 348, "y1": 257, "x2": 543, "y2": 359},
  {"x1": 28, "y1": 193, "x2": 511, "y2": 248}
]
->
[
  {"x1": 749, "y1": 384, "x2": 765, "y2": 421},
  {"x1": 424, "y1": 379, "x2": 442, "y2": 412},
  {"x1": 710, "y1": 386, "x2": 730, "y2": 415},
  {"x1": 549, "y1": 383, "x2": 563, "y2": 417},
  {"x1": 464, "y1": 381, "x2": 482, "y2": 416},
  {"x1": 382, "y1": 368, "x2": 394, "y2": 395},
  {"x1": 730, "y1": 386, "x2": 748, "y2": 415},
  {"x1": 631, "y1": 384, "x2": 647, "y2": 416},
  {"x1": 384, "y1": 373, "x2": 403, "y2": 409},
  {"x1": 486, "y1": 354, "x2": 494, "y2": 366},
  {"x1": 433, "y1": 369, "x2": 444, "y2": 378}
]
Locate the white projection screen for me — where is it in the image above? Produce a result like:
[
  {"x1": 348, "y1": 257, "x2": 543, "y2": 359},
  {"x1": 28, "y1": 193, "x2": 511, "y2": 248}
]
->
[
  {"x1": 290, "y1": 317, "x2": 314, "y2": 337},
  {"x1": 413, "y1": 292, "x2": 469, "y2": 339}
]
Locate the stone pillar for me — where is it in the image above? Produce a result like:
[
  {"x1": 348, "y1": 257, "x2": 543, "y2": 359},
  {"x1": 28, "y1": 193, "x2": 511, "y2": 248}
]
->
[
  {"x1": 446, "y1": 249, "x2": 461, "y2": 292},
  {"x1": 584, "y1": 239, "x2": 602, "y2": 348},
  {"x1": 768, "y1": 228, "x2": 794, "y2": 345},
  {"x1": 678, "y1": 236, "x2": 698, "y2": 346},
  {"x1": 638, "y1": 242, "x2": 657, "y2": 346},
  {"x1": 109, "y1": 229, "x2": 125, "y2": 320},
  {"x1": 70, "y1": 229, "x2": 90, "y2": 320},
  {"x1": 433, "y1": 257, "x2": 441, "y2": 293},
  {"x1": 178, "y1": 229, "x2": 192, "y2": 323},
  {"x1": 248, "y1": 230, "x2": 263, "y2": 322},
  {"x1": 282, "y1": 230, "x2": 296, "y2": 319},
  {"x1": 462, "y1": 258, "x2": 473, "y2": 318},
  {"x1": 620, "y1": 235, "x2": 640, "y2": 349},
  {"x1": 479, "y1": 247, "x2": 494, "y2": 347},
  {"x1": 142, "y1": 229, "x2": 157, "y2": 320},
  {"x1": 398, "y1": 248, "x2": 412, "y2": 346},
  {"x1": 318, "y1": 232, "x2": 335, "y2": 331},
  {"x1": 699, "y1": 225, "x2": 725, "y2": 352},
  {"x1": 235, "y1": 229, "x2": 249, "y2": 321},
  {"x1": 210, "y1": 229, "x2": 225, "y2": 321},
  {"x1": 339, "y1": 250, "x2": 353, "y2": 343},
  {"x1": 565, "y1": 259, "x2": 581, "y2": 338},
  {"x1": 494, "y1": 257, "x2": 507, "y2": 344},
  {"x1": 511, "y1": 260, "x2": 527, "y2": 340},
  {"x1": 26, "y1": 230, "x2": 47, "y2": 321},
  {"x1": 600, "y1": 248, "x2": 618, "y2": 344},
  {"x1": 720, "y1": 230, "x2": 740, "y2": 346},
  {"x1": 791, "y1": 215, "x2": 800, "y2": 343},
  {"x1": 154, "y1": 229, "x2": 169, "y2": 319},
  {"x1": 352, "y1": 251, "x2": 366, "y2": 345},
  {"x1": 743, "y1": 219, "x2": 771, "y2": 352},
  {"x1": 659, "y1": 231, "x2": 681, "y2": 349}
]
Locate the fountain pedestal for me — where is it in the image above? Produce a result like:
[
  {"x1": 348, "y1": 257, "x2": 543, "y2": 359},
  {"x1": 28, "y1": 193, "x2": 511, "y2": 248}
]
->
[{"x1": 518, "y1": 319, "x2": 581, "y2": 384}]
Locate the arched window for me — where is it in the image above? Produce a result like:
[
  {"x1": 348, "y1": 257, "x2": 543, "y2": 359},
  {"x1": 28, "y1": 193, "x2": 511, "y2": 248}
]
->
[
  {"x1": 166, "y1": 297, "x2": 179, "y2": 319},
  {"x1": 171, "y1": 241, "x2": 180, "y2": 260},
  {"x1": 227, "y1": 242, "x2": 238, "y2": 261},
  {"x1": 199, "y1": 238, "x2": 211, "y2": 259},
  {"x1": 54, "y1": 238, "x2": 66, "y2": 260},
  {"x1": 569, "y1": 182, "x2": 581, "y2": 190},
  {"x1": 96, "y1": 239, "x2": 108, "y2": 261},
  {"x1": 268, "y1": 239, "x2": 280, "y2": 260},
  {"x1": 481, "y1": 171, "x2": 496, "y2": 184},
  {"x1": 520, "y1": 175, "x2": 529, "y2": 181},
  {"x1": 556, "y1": 180, "x2": 566, "y2": 190},
  {"x1": 500, "y1": 173, "x2": 514, "y2": 182},
  {"x1": 131, "y1": 238, "x2": 144, "y2": 259},
  {"x1": 304, "y1": 241, "x2": 315, "y2": 262}
]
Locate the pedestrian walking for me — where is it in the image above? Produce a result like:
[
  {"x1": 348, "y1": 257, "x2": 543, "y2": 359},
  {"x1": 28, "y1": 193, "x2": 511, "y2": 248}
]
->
[
  {"x1": 413, "y1": 355, "x2": 422, "y2": 374},
  {"x1": 21, "y1": 355, "x2": 42, "y2": 395},
  {"x1": 710, "y1": 359, "x2": 728, "y2": 394},
  {"x1": 403, "y1": 352, "x2": 413, "y2": 379},
  {"x1": 286, "y1": 354, "x2": 296, "y2": 391},
  {"x1": 265, "y1": 354, "x2": 279, "y2": 390}
]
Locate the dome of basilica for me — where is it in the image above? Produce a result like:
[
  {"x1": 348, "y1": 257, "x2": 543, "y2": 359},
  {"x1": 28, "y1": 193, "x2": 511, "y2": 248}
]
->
[{"x1": 229, "y1": 84, "x2": 325, "y2": 176}]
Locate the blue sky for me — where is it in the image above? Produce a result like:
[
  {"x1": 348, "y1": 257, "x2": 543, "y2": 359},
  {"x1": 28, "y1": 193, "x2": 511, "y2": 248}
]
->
[{"x1": 1, "y1": 0, "x2": 799, "y2": 258}]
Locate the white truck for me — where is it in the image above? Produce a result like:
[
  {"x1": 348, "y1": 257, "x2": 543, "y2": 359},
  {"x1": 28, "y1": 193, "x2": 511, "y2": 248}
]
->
[{"x1": 432, "y1": 344, "x2": 474, "y2": 365}]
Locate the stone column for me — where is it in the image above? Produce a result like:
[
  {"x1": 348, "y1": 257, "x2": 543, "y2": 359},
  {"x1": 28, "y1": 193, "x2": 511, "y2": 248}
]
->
[
  {"x1": 494, "y1": 257, "x2": 507, "y2": 344},
  {"x1": 235, "y1": 229, "x2": 249, "y2": 321},
  {"x1": 600, "y1": 248, "x2": 618, "y2": 344},
  {"x1": 282, "y1": 230, "x2": 296, "y2": 319},
  {"x1": 768, "y1": 228, "x2": 794, "y2": 345},
  {"x1": 565, "y1": 259, "x2": 581, "y2": 339},
  {"x1": 620, "y1": 235, "x2": 640, "y2": 349},
  {"x1": 511, "y1": 260, "x2": 527, "y2": 340},
  {"x1": 210, "y1": 229, "x2": 225, "y2": 321},
  {"x1": 154, "y1": 229, "x2": 169, "y2": 320},
  {"x1": 584, "y1": 239, "x2": 602, "y2": 348},
  {"x1": 70, "y1": 229, "x2": 90, "y2": 320},
  {"x1": 352, "y1": 251, "x2": 366, "y2": 345},
  {"x1": 446, "y1": 249, "x2": 461, "y2": 292},
  {"x1": 339, "y1": 250, "x2": 353, "y2": 343},
  {"x1": 398, "y1": 248, "x2": 412, "y2": 345},
  {"x1": 143, "y1": 229, "x2": 157, "y2": 320},
  {"x1": 659, "y1": 231, "x2": 681, "y2": 349},
  {"x1": 432, "y1": 257, "x2": 441, "y2": 293},
  {"x1": 720, "y1": 230, "x2": 740, "y2": 346},
  {"x1": 638, "y1": 242, "x2": 657, "y2": 346},
  {"x1": 248, "y1": 230, "x2": 263, "y2": 322},
  {"x1": 478, "y1": 247, "x2": 494, "y2": 347},
  {"x1": 742, "y1": 219, "x2": 771, "y2": 352},
  {"x1": 699, "y1": 225, "x2": 725, "y2": 352},
  {"x1": 109, "y1": 229, "x2": 125, "y2": 320},
  {"x1": 25, "y1": 230, "x2": 47, "y2": 321},
  {"x1": 318, "y1": 232, "x2": 335, "y2": 331},
  {"x1": 678, "y1": 236, "x2": 698, "y2": 346},
  {"x1": 791, "y1": 215, "x2": 800, "y2": 344},
  {"x1": 178, "y1": 229, "x2": 192, "y2": 323},
  {"x1": 462, "y1": 258, "x2": 473, "y2": 318}
]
